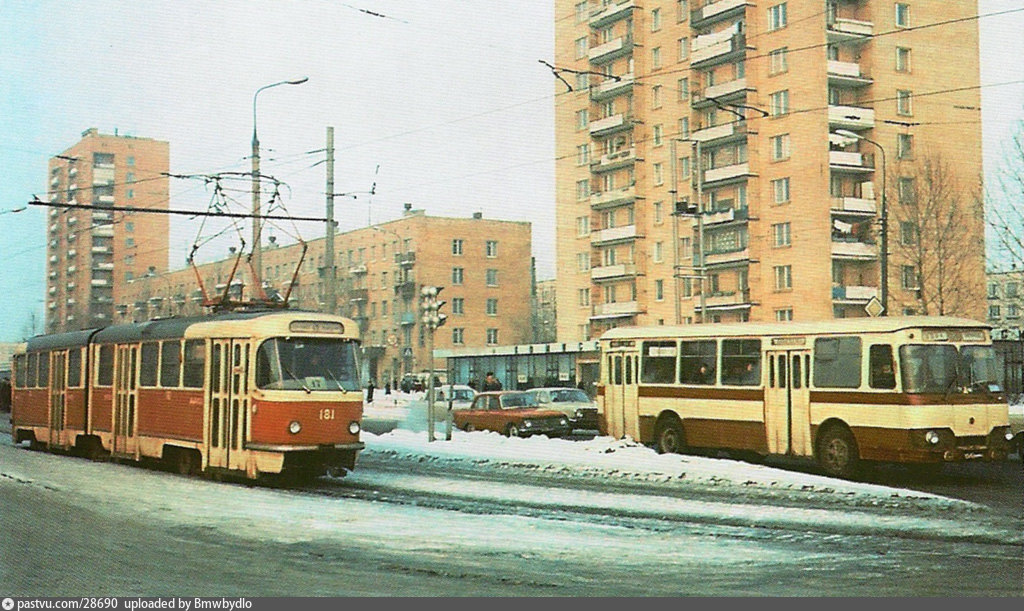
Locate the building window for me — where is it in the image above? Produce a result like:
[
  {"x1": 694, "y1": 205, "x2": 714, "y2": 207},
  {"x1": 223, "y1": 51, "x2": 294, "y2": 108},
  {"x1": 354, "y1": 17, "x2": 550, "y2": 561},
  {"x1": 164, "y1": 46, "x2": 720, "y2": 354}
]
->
[
  {"x1": 126, "y1": 237, "x2": 135, "y2": 248},
  {"x1": 772, "y1": 222, "x2": 791, "y2": 247},
  {"x1": 677, "y1": 37, "x2": 689, "y2": 61},
  {"x1": 452, "y1": 297, "x2": 464, "y2": 315},
  {"x1": 898, "y1": 177, "x2": 916, "y2": 205},
  {"x1": 768, "y1": 3, "x2": 788, "y2": 31},
  {"x1": 677, "y1": 78, "x2": 689, "y2": 101},
  {"x1": 772, "y1": 177, "x2": 791, "y2": 204},
  {"x1": 653, "y1": 124, "x2": 664, "y2": 146},
  {"x1": 775, "y1": 308, "x2": 793, "y2": 322},
  {"x1": 577, "y1": 252, "x2": 590, "y2": 271},
  {"x1": 769, "y1": 47, "x2": 788, "y2": 74},
  {"x1": 774, "y1": 265, "x2": 792, "y2": 291},
  {"x1": 897, "y1": 133, "x2": 913, "y2": 159},
  {"x1": 575, "y1": 37, "x2": 588, "y2": 59},
  {"x1": 576, "y1": 179, "x2": 591, "y2": 201},
  {"x1": 653, "y1": 162, "x2": 664, "y2": 186},
  {"x1": 901, "y1": 265, "x2": 919, "y2": 290},
  {"x1": 896, "y1": 47, "x2": 911, "y2": 72},
  {"x1": 486, "y1": 298, "x2": 498, "y2": 316},
  {"x1": 654, "y1": 201, "x2": 664, "y2": 224},
  {"x1": 452, "y1": 238, "x2": 464, "y2": 255},
  {"x1": 653, "y1": 241, "x2": 664, "y2": 263},
  {"x1": 652, "y1": 85, "x2": 663, "y2": 108},
  {"x1": 990, "y1": 305, "x2": 1002, "y2": 319},
  {"x1": 899, "y1": 221, "x2": 918, "y2": 246},
  {"x1": 652, "y1": 47, "x2": 662, "y2": 69},
  {"x1": 576, "y1": 109, "x2": 589, "y2": 130},
  {"x1": 678, "y1": 116, "x2": 690, "y2": 138},
  {"x1": 1007, "y1": 282, "x2": 1019, "y2": 298},
  {"x1": 576, "y1": 72, "x2": 590, "y2": 91},
  {"x1": 651, "y1": 8, "x2": 662, "y2": 30},
  {"x1": 452, "y1": 267, "x2": 464, "y2": 285},
  {"x1": 655, "y1": 279, "x2": 665, "y2": 301},
  {"x1": 577, "y1": 216, "x2": 590, "y2": 236},
  {"x1": 486, "y1": 328, "x2": 499, "y2": 345},
  {"x1": 895, "y1": 3, "x2": 910, "y2": 27},
  {"x1": 486, "y1": 269, "x2": 498, "y2": 286},
  {"x1": 452, "y1": 328, "x2": 465, "y2": 345},
  {"x1": 769, "y1": 90, "x2": 789, "y2": 116},
  {"x1": 126, "y1": 156, "x2": 135, "y2": 166},
  {"x1": 578, "y1": 288, "x2": 590, "y2": 306},
  {"x1": 577, "y1": 144, "x2": 590, "y2": 165},
  {"x1": 897, "y1": 90, "x2": 913, "y2": 116},
  {"x1": 770, "y1": 133, "x2": 791, "y2": 161},
  {"x1": 677, "y1": 0, "x2": 688, "y2": 22},
  {"x1": 988, "y1": 283, "x2": 1000, "y2": 298},
  {"x1": 1008, "y1": 304, "x2": 1020, "y2": 318},
  {"x1": 575, "y1": 1, "x2": 587, "y2": 23},
  {"x1": 486, "y1": 240, "x2": 498, "y2": 257},
  {"x1": 679, "y1": 156, "x2": 691, "y2": 179}
]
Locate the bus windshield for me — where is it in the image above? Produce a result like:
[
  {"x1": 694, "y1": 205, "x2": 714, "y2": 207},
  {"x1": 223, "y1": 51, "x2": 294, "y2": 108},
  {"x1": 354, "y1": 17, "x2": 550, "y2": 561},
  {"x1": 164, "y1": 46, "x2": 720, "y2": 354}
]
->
[
  {"x1": 899, "y1": 344, "x2": 1002, "y2": 394},
  {"x1": 256, "y1": 337, "x2": 361, "y2": 392}
]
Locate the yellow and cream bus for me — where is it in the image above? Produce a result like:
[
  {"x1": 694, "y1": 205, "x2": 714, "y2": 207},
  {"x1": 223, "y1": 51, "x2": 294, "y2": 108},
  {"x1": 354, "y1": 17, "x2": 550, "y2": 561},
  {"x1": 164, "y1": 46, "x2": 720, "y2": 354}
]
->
[{"x1": 598, "y1": 317, "x2": 1015, "y2": 477}]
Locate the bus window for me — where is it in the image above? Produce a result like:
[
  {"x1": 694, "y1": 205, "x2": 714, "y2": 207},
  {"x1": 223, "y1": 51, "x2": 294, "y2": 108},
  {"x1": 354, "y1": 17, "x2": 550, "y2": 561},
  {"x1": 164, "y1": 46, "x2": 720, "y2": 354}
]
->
[
  {"x1": 960, "y1": 345, "x2": 1002, "y2": 393},
  {"x1": 161, "y1": 340, "x2": 182, "y2": 387},
  {"x1": 869, "y1": 345, "x2": 896, "y2": 389},
  {"x1": 899, "y1": 344, "x2": 958, "y2": 394},
  {"x1": 813, "y1": 337, "x2": 861, "y2": 388},
  {"x1": 140, "y1": 342, "x2": 159, "y2": 387},
  {"x1": 68, "y1": 348, "x2": 82, "y2": 388},
  {"x1": 721, "y1": 339, "x2": 760, "y2": 386},
  {"x1": 680, "y1": 340, "x2": 716, "y2": 385},
  {"x1": 97, "y1": 345, "x2": 114, "y2": 386},
  {"x1": 641, "y1": 341, "x2": 677, "y2": 384}
]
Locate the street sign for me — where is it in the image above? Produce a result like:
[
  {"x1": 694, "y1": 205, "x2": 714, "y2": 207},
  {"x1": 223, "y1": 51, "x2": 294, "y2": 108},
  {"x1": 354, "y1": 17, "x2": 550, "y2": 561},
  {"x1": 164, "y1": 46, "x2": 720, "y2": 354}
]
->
[{"x1": 864, "y1": 296, "x2": 885, "y2": 317}]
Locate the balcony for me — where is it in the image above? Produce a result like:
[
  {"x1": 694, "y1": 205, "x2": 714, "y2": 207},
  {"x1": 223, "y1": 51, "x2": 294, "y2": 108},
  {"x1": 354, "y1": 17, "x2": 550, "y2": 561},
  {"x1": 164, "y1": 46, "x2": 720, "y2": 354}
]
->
[
  {"x1": 588, "y1": 35, "x2": 633, "y2": 65},
  {"x1": 703, "y1": 247, "x2": 750, "y2": 266},
  {"x1": 92, "y1": 262, "x2": 115, "y2": 271},
  {"x1": 690, "y1": 121, "x2": 749, "y2": 143},
  {"x1": 827, "y1": 61, "x2": 872, "y2": 87},
  {"x1": 590, "y1": 186, "x2": 637, "y2": 209},
  {"x1": 590, "y1": 224, "x2": 639, "y2": 245},
  {"x1": 697, "y1": 78, "x2": 752, "y2": 105},
  {"x1": 92, "y1": 224, "x2": 115, "y2": 237},
  {"x1": 692, "y1": 206, "x2": 749, "y2": 227},
  {"x1": 591, "y1": 263, "x2": 638, "y2": 281},
  {"x1": 91, "y1": 245, "x2": 112, "y2": 254},
  {"x1": 96, "y1": 195, "x2": 115, "y2": 204},
  {"x1": 590, "y1": 73, "x2": 635, "y2": 102},
  {"x1": 394, "y1": 252, "x2": 416, "y2": 267},
  {"x1": 67, "y1": 249, "x2": 77, "y2": 258},
  {"x1": 48, "y1": 286, "x2": 56, "y2": 295},
  {"x1": 591, "y1": 300, "x2": 641, "y2": 319},
  {"x1": 831, "y1": 196, "x2": 876, "y2": 215},
  {"x1": 349, "y1": 264, "x2": 367, "y2": 275},
  {"x1": 691, "y1": 32, "x2": 745, "y2": 68},
  {"x1": 67, "y1": 265, "x2": 77, "y2": 274},
  {"x1": 832, "y1": 285, "x2": 878, "y2": 302},
  {"x1": 67, "y1": 216, "x2": 78, "y2": 226},
  {"x1": 92, "y1": 211, "x2": 113, "y2": 221},
  {"x1": 589, "y1": 0, "x2": 636, "y2": 28},
  {"x1": 90, "y1": 278, "x2": 110, "y2": 287},
  {"x1": 696, "y1": 290, "x2": 753, "y2": 311},
  {"x1": 829, "y1": 151, "x2": 874, "y2": 173},
  {"x1": 348, "y1": 288, "x2": 369, "y2": 302},
  {"x1": 589, "y1": 113, "x2": 634, "y2": 137},
  {"x1": 828, "y1": 105, "x2": 874, "y2": 130},
  {"x1": 703, "y1": 162, "x2": 754, "y2": 185},
  {"x1": 691, "y1": 0, "x2": 752, "y2": 28},
  {"x1": 590, "y1": 147, "x2": 639, "y2": 173},
  {"x1": 831, "y1": 238, "x2": 877, "y2": 260},
  {"x1": 827, "y1": 17, "x2": 873, "y2": 44}
]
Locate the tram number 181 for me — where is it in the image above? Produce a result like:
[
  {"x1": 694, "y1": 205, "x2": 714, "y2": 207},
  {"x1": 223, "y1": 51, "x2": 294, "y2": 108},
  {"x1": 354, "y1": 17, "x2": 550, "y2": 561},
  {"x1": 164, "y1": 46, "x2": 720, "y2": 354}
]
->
[{"x1": 319, "y1": 408, "x2": 336, "y2": 420}]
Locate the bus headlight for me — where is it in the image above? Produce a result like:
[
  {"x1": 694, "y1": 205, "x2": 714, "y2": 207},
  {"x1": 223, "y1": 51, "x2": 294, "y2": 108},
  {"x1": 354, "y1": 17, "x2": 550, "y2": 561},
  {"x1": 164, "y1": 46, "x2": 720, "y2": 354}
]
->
[
  {"x1": 289, "y1": 421, "x2": 302, "y2": 435},
  {"x1": 925, "y1": 431, "x2": 941, "y2": 445},
  {"x1": 348, "y1": 421, "x2": 361, "y2": 435}
]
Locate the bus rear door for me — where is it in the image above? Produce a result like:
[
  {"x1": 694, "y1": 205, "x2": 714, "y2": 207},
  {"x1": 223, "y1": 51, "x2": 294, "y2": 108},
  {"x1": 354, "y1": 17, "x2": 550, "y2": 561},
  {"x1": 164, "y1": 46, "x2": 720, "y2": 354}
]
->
[
  {"x1": 765, "y1": 349, "x2": 812, "y2": 456},
  {"x1": 604, "y1": 345, "x2": 640, "y2": 440}
]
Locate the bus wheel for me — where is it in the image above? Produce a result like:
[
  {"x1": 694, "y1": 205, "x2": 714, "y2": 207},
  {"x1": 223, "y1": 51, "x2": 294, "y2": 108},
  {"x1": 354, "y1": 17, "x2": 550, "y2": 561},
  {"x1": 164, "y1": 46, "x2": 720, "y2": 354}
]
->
[
  {"x1": 505, "y1": 424, "x2": 520, "y2": 438},
  {"x1": 817, "y1": 426, "x2": 860, "y2": 479},
  {"x1": 655, "y1": 417, "x2": 686, "y2": 455}
]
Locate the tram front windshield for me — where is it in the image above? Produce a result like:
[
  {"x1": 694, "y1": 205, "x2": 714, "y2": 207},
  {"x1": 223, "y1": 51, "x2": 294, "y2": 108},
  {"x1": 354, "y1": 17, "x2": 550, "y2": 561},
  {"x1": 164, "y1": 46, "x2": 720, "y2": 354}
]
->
[
  {"x1": 899, "y1": 344, "x2": 1002, "y2": 394},
  {"x1": 256, "y1": 337, "x2": 361, "y2": 392}
]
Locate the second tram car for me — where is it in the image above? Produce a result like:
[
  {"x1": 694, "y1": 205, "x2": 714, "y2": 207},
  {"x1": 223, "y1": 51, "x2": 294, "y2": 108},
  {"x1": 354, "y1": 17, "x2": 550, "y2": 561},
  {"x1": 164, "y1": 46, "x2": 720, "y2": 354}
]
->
[{"x1": 10, "y1": 310, "x2": 365, "y2": 480}]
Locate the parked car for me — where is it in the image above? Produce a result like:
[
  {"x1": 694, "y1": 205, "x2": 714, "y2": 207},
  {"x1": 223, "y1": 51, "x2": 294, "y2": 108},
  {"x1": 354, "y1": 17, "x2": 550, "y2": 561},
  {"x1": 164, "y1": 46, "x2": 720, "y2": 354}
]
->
[
  {"x1": 429, "y1": 384, "x2": 477, "y2": 420},
  {"x1": 524, "y1": 387, "x2": 599, "y2": 431},
  {"x1": 1009, "y1": 402, "x2": 1024, "y2": 462},
  {"x1": 453, "y1": 391, "x2": 571, "y2": 438}
]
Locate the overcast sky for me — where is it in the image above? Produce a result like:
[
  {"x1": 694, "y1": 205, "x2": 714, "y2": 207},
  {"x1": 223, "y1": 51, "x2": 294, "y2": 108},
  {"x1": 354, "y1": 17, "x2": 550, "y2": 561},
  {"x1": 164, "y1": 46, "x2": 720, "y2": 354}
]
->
[{"x1": 1, "y1": 1, "x2": 1022, "y2": 341}]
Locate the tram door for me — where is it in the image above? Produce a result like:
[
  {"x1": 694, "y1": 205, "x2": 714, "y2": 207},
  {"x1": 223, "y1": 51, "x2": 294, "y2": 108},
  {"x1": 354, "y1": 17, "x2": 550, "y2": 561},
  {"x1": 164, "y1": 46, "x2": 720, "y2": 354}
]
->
[
  {"x1": 113, "y1": 345, "x2": 139, "y2": 457},
  {"x1": 49, "y1": 351, "x2": 66, "y2": 448},
  {"x1": 764, "y1": 350, "x2": 812, "y2": 456},
  {"x1": 603, "y1": 346, "x2": 640, "y2": 440},
  {"x1": 207, "y1": 340, "x2": 250, "y2": 471}
]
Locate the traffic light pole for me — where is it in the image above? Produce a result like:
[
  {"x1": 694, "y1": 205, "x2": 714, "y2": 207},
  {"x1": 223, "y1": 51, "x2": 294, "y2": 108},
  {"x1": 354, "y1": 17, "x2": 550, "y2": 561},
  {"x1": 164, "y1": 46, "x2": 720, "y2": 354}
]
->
[{"x1": 420, "y1": 285, "x2": 448, "y2": 442}]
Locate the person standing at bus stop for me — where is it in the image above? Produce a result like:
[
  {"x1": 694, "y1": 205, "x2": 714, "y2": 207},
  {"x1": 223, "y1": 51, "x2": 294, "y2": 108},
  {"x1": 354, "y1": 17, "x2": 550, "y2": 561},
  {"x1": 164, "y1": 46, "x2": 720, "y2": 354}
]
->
[{"x1": 483, "y1": 372, "x2": 503, "y2": 391}]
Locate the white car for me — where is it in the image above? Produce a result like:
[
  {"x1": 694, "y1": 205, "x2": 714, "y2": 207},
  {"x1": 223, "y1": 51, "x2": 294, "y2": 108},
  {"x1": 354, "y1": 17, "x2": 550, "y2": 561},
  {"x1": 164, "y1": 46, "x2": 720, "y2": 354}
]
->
[
  {"x1": 524, "y1": 387, "x2": 599, "y2": 431},
  {"x1": 430, "y1": 384, "x2": 477, "y2": 419}
]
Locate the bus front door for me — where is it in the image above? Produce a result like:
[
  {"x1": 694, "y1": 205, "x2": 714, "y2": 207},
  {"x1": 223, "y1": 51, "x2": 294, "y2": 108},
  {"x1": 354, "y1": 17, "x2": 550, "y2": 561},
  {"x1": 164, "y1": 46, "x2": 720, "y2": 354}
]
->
[
  {"x1": 604, "y1": 350, "x2": 640, "y2": 440},
  {"x1": 764, "y1": 350, "x2": 812, "y2": 456}
]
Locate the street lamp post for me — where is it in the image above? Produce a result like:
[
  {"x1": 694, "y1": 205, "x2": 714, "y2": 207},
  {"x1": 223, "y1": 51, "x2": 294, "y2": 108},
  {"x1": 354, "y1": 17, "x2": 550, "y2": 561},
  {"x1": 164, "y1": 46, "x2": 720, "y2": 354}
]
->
[
  {"x1": 835, "y1": 129, "x2": 888, "y2": 315},
  {"x1": 251, "y1": 77, "x2": 309, "y2": 294},
  {"x1": 670, "y1": 138, "x2": 707, "y2": 323}
]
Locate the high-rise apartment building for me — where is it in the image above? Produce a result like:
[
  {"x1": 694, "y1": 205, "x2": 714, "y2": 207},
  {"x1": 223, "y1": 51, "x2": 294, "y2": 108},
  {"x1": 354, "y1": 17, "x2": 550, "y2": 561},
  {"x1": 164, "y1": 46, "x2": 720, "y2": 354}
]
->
[
  {"x1": 555, "y1": 0, "x2": 985, "y2": 340},
  {"x1": 45, "y1": 128, "x2": 170, "y2": 333},
  {"x1": 120, "y1": 207, "x2": 533, "y2": 387}
]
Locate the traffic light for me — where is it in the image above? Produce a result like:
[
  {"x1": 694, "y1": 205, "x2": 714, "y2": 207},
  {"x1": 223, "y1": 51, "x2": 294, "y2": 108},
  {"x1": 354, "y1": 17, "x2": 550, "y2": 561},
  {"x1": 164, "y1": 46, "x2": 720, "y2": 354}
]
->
[{"x1": 419, "y1": 285, "x2": 447, "y2": 329}]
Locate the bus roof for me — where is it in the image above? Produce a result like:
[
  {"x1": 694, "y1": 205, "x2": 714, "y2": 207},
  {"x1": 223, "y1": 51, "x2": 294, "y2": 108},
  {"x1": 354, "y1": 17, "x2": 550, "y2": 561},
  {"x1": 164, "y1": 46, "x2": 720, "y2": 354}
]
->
[{"x1": 598, "y1": 316, "x2": 990, "y2": 342}]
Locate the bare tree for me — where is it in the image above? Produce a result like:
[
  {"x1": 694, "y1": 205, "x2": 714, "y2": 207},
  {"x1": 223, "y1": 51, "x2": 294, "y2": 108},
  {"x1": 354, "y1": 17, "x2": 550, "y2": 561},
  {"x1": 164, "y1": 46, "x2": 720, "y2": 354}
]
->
[
  {"x1": 890, "y1": 152, "x2": 985, "y2": 317},
  {"x1": 987, "y1": 121, "x2": 1024, "y2": 270}
]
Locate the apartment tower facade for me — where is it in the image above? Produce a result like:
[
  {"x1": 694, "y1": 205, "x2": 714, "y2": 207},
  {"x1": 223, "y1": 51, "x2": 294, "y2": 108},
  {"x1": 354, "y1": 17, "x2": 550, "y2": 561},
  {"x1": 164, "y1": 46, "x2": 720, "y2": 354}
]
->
[
  {"x1": 45, "y1": 128, "x2": 170, "y2": 333},
  {"x1": 555, "y1": 0, "x2": 985, "y2": 340}
]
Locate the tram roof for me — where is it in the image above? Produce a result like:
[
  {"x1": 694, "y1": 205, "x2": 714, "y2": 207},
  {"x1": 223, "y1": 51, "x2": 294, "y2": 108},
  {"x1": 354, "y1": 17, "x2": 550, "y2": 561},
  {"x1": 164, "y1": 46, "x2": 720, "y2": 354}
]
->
[{"x1": 599, "y1": 316, "x2": 991, "y2": 342}]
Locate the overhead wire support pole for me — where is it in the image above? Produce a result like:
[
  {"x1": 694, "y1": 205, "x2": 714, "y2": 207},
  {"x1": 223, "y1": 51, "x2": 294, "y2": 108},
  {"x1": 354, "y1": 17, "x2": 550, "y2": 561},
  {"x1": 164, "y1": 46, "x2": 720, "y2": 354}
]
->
[{"x1": 325, "y1": 126, "x2": 337, "y2": 315}]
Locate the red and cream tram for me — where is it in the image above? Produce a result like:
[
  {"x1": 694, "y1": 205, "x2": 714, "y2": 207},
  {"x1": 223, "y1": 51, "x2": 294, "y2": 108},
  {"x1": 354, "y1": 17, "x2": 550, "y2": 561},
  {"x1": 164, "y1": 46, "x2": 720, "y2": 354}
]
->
[{"x1": 10, "y1": 310, "x2": 364, "y2": 480}]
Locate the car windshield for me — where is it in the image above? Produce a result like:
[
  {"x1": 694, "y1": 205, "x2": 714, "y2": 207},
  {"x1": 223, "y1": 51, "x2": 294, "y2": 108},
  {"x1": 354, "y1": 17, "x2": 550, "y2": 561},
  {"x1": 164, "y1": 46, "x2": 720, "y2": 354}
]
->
[
  {"x1": 899, "y1": 344, "x2": 1003, "y2": 394},
  {"x1": 549, "y1": 389, "x2": 590, "y2": 403},
  {"x1": 255, "y1": 337, "x2": 361, "y2": 391},
  {"x1": 500, "y1": 393, "x2": 538, "y2": 409}
]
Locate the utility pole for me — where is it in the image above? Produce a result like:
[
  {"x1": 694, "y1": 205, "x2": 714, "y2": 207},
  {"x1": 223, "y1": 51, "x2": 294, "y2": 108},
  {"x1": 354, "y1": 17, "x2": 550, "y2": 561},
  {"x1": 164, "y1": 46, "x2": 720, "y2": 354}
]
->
[
  {"x1": 670, "y1": 139, "x2": 682, "y2": 325},
  {"x1": 324, "y1": 126, "x2": 337, "y2": 314}
]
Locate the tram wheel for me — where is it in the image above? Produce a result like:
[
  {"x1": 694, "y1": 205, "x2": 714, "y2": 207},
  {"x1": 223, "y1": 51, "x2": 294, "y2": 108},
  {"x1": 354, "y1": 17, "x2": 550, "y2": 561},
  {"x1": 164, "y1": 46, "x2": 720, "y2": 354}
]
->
[
  {"x1": 816, "y1": 425, "x2": 860, "y2": 479},
  {"x1": 655, "y1": 416, "x2": 686, "y2": 455},
  {"x1": 175, "y1": 449, "x2": 200, "y2": 477}
]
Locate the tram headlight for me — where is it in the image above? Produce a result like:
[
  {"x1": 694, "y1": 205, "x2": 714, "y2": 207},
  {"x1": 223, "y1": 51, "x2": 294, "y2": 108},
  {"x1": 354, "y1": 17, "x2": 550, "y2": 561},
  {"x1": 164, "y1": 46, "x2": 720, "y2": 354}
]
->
[
  {"x1": 289, "y1": 421, "x2": 302, "y2": 435},
  {"x1": 348, "y1": 421, "x2": 361, "y2": 435},
  {"x1": 1005, "y1": 431, "x2": 1016, "y2": 442},
  {"x1": 924, "y1": 430, "x2": 941, "y2": 445},
  {"x1": 559, "y1": 418, "x2": 568, "y2": 426},
  {"x1": 523, "y1": 420, "x2": 533, "y2": 428}
]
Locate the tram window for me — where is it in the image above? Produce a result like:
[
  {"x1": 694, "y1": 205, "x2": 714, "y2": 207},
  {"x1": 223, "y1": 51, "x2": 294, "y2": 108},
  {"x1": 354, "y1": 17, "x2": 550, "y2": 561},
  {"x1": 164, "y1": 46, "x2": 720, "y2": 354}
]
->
[
  {"x1": 37, "y1": 353, "x2": 49, "y2": 388},
  {"x1": 778, "y1": 355, "x2": 787, "y2": 388},
  {"x1": 869, "y1": 345, "x2": 896, "y2": 389},
  {"x1": 813, "y1": 337, "x2": 861, "y2": 388},
  {"x1": 160, "y1": 341, "x2": 182, "y2": 387},
  {"x1": 721, "y1": 339, "x2": 761, "y2": 386},
  {"x1": 679, "y1": 340, "x2": 717, "y2": 385},
  {"x1": 139, "y1": 342, "x2": 159, "y2": 387},
  {"x1": 183, "y1": 340, "x2": 206, "y2": 388},
  {"x1": 14, "y1": 354, "x2": 26, "y2": 388},
  {"x1": 67, "y1": 348, "x2": 82, "y2": 388},
  {"x1": 768, "y1": 355, "x2": 775, "y2": 388},
  {"x1": 641, "y1": 341, "x2": 677, "y2": 384},
  {"x1": 791, "y1": 355, "x2": 801, "y2": 389},
  {"x1": 624, "y1": 355, "x2": 633, "y2": 385},
  {"x1": 97, "y1": 345, "x2": 114, "y2": 386},
  {"x1": 26, "y1": 354, "x2": 38, "y2": 388}
]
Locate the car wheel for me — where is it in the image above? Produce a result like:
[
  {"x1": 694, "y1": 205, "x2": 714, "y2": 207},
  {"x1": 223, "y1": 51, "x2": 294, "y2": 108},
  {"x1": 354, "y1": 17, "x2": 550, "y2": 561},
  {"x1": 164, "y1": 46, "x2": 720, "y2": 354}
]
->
[
  {"x1": 464, "y1": 422, "x2": 476, "y2": 432},
  {"x1": 816, "y1": 425, "x2": 860, "y2": 479},
  {"x1": 505, "y1": 424, "x2": 520, "y2": 438},
  {"x1": 654, "y1": 416, "x2": 686, "y2": 455}
]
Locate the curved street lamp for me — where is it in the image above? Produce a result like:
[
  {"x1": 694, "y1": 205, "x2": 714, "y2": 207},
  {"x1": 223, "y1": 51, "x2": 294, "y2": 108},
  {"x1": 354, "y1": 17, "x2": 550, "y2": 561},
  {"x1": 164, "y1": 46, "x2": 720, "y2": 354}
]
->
[
  {"x1": 251, "y1": 77, "x2": 309, "y2": 291},
  {"x1": 835, "y1": 129, "x2": 888, "y2": 316}
]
